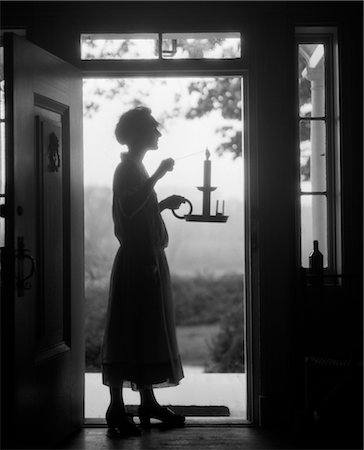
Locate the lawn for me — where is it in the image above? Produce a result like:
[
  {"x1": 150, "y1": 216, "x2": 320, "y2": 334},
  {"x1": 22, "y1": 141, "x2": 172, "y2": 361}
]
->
[{"x1": 176, "y1": 324, "x2": 220, "y2": 369}]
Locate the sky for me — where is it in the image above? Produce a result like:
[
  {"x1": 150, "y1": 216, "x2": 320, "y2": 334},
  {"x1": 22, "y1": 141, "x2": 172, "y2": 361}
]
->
[{"x1": 82, "y1": 77, "x2": 244, "y2": 204}]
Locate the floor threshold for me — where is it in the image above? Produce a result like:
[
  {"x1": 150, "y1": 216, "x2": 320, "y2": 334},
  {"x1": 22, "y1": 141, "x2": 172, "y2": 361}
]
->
[
  {"x1": 85, "y1": 372, "x2": 247, "y2": 419},
  {"x1": 84, "y1": 417, "x2": 251, "y2": 427}
]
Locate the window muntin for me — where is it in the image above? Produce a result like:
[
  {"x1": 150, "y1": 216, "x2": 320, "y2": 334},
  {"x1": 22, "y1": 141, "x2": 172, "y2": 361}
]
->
[
  {"x1": 297, "y1": 34, "x2": 340, "y2": 271},
  {"x1": 80, "y1": 32, "x2": 241, "y2": 60}
]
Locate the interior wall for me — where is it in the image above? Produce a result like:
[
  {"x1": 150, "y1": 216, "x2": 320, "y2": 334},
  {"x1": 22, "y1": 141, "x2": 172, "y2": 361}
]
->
[{"x1": 1, "y1": 0, "x2": 362, "y2": 429}]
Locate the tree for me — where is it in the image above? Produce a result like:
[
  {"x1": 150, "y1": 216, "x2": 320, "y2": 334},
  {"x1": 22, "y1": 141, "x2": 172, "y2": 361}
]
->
[
  {"x1": 83, "y1": 78, "x2": 156, "y2": 118},
  {"x1": 82, "y1": 37, "x2": 243, "y2": 159},
  {"x1": 181, "y1": 77, "x2": 242, "y2": 159}
]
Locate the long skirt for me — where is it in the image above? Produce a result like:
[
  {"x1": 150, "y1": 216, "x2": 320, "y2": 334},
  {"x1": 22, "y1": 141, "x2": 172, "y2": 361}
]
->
[{"x1": 102, "y1": 245, "x2": 184, "y2": 390}]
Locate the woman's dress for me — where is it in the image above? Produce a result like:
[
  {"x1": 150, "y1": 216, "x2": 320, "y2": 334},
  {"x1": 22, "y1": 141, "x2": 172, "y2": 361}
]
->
[{"x1": 102, "y1": 153, "x2": 184, "y2": 390}]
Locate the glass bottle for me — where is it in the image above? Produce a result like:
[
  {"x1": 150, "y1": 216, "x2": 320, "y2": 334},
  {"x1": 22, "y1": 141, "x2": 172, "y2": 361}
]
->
[{"x1": 309, "y1": 240, "x2": 323, "y2": 274}]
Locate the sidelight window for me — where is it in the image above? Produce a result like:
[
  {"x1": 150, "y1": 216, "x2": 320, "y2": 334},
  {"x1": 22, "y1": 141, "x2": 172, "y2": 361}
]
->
[{"x1": 297, "y1": 29, "x2": 341, "y2": 272}]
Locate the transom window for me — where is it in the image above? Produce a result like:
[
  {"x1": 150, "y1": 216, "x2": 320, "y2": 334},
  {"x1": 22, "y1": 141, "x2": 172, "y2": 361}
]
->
[{"x1": 80, "y1": 32, "x2": 241, "y2": 60}]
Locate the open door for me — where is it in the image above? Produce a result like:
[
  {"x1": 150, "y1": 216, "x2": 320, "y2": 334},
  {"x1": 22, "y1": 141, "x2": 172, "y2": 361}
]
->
[{"x1": 1, "y1": 34, "x2": 84, "y2": 448}]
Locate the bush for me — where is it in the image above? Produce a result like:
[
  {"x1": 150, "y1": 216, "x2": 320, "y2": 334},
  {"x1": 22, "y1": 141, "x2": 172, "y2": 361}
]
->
[
  {"x1": 85, "y1": 277, "x2": 109, "y2": 371},
  {"x1": 172, "y1": 273, "x2": 244, "y2": 326},
  {"x1": 84, "y1": 273, "x2": 245, "y2": 372},
  {"x1": 206, "y1": 301, "x2": 245, "y2": 373}
]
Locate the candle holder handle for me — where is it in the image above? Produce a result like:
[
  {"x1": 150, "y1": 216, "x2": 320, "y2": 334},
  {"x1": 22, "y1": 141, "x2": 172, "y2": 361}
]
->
[{"x1": 172, "y1": 198, "x2": 193, "y2": 219}]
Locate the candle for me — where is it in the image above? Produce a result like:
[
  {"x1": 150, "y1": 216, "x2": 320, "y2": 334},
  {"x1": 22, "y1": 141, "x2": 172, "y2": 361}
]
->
[
  {"x1": 216, "y1": 200, "x2": 219, "y2": 215},
  {"x1": 203, "y1": 148, "x2": 211, "y2": 187},
  {"x1": 222, "y1": 200, "x2": 225, "y2": 215}
]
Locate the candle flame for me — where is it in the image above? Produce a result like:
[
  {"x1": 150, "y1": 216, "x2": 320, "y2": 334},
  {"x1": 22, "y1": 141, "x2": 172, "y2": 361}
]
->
[{"x1": 205, "y1": 148, "x2": 210, "y2": 160}]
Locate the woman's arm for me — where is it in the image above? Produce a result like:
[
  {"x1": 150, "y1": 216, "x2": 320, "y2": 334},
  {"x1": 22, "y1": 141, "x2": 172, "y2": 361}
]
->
[
  {"x1": 118, "y1": 158, "x2": 175, "y2": 217},
  {"x1": 120, "y1": 173, "x2": 159, "y2": 217}
]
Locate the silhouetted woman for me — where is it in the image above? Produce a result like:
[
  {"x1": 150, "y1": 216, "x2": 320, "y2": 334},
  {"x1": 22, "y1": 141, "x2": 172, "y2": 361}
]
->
[{"x1": 102, "y1": 106, "x2": 186, "y2": 437}]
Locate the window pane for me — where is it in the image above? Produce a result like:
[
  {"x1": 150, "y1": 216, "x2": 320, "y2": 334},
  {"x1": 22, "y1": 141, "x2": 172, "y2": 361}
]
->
[
  {"x1": 301, "y1": 195, "x2": 328, "y2": 268},
  {"x1": 0, "y1": 48, "x2": 4, "y2": 119},
  {"x1": 300, "y1": 119, "x2": 326, "y2": 192},
  {"x1": 162, "y1": 32, "x2": 241, "y2": 59},
  {"x1": 80, "y1": 34, "x2": 159, "y2": 60},
  {"x1": 0, "y1": 81, "x2": 4, "y2": 120},
  {"x1": 298, "y1": 44, "x2": 325, "y2": 117},
  {"x1": 0, "y1": 121, "x2": 4, "y2": 193}
]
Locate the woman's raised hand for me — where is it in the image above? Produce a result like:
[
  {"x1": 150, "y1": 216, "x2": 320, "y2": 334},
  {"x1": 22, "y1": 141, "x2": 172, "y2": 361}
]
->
[{"x1": 155, "y1": 158, "x2": 175, "y2": 179}]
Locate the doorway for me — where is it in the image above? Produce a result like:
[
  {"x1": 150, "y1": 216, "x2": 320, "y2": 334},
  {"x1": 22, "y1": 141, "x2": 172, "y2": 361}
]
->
[{"x1": 83, "y1": 76, "x2": 247, "y2": 423}]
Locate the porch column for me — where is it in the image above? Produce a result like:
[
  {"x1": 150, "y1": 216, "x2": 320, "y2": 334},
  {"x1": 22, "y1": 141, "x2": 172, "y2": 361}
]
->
[{"x1": 304, "y1": 57, "x2": 326, "y2": 262}]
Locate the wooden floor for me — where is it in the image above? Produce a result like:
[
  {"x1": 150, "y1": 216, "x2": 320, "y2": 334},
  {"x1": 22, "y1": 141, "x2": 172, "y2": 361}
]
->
[{"x1": 55, "y1": 425, "x2": 362, "y2": 450}]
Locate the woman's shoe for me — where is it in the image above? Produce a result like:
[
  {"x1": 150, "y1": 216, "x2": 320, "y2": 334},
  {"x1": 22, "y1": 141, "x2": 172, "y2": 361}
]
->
[
  {"x1": 138, "y1": 405, "x2": 185, "y2": 428},
  {"x1": 106, "y1": 409, "x2": 142, "y2": 438}
]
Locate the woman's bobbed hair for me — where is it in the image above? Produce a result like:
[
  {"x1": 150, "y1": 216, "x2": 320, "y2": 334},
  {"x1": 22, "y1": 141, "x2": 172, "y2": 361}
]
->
[{"x1": 115, "y1": 106, "x2": 158, "y2": 146}]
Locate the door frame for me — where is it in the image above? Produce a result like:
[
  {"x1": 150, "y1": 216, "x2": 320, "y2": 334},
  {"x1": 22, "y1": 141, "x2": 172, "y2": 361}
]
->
[{"x1": 82, "y1": 62, "x2": 260, "y2": 426}]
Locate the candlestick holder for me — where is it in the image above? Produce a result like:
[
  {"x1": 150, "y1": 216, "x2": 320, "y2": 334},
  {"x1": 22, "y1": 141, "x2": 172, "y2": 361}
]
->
[{"x1": 172, "y1": 148, "x2": 229, "y2": 223}]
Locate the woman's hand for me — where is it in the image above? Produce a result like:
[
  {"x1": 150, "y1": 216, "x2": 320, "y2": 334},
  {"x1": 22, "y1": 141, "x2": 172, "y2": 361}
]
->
[
  {"x1": 155, "y1": 158, "x2": 175, "y2": 179},
  {"x1": 160, "y1": 195, "x2": 186, "y2": 211}
]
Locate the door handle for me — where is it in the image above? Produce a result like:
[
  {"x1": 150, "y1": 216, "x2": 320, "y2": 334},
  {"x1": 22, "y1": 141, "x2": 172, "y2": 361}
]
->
[{"x1": 16, "y1": 236, "x2": 35, "y2": 297}]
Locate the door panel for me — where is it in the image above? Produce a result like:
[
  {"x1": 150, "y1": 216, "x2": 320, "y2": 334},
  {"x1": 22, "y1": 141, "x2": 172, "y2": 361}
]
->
[
  {"x1": 35, "y1": 103, "x2": 69, "y2": 361},
  {"x1": 2, "y1": 34, "x2": 84, "y2": 448}
]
